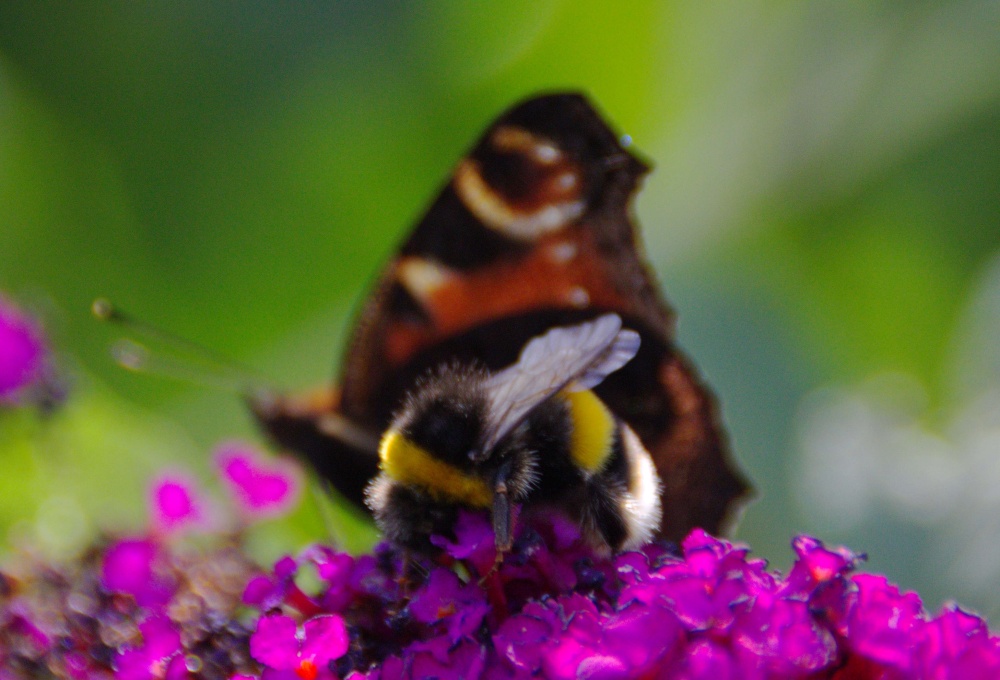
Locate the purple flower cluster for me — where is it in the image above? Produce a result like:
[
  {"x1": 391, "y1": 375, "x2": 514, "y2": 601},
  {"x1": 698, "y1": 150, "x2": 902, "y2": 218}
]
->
[
  {"x1": 3, "y1": 505, "x2": 1000, "y2": 678},
  {"x1": 0, "y1": 536, "x2": 260, "y2": 679},
  {"x1": 239, "y1": 512, "x2": 1000, "y2": 680},
  {"x1": 0, "y1": 437, "x2": 303, "y2": 679}
]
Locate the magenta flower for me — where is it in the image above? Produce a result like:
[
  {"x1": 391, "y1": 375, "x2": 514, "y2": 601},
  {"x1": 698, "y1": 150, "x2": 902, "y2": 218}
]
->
[
  {"x1": 409, "y1": 568, "x2": 490, "y2": 643},
  {"x1": 406, "y1": 638, "x2": 486, "y2": 679},
  {"x1": 149, "y1": 473, "x2": 205, "y2": 535},
  {"x1": 249, "y1": 520, "x2": 1000, "y2": 679},
  {"x1": 3, "y1": 604, "x2": 51, "y2": 658},
  {"x1": 431, "y1": 506, "x2": 514, "y2": 577},
  {"x1": 242, "y1": 553, "x2": 330, "y2": 619},
  {"x1": 841, "y1": 573, "x2": 925, "y2": 670},
  {"x1": 493, "y1": 600, "x2": 558, "y2": 673},
  {"x1": 0, "y1": 295, "x2": 47, "y2": 403},
  {"x1": 101, "y1": 538, "x2": 176, "y2": 607},
  {"x1": 114, "y1": 615, "x2": 185, "y2": 680},
  {"x1": 916, "y1": 605, "x2": 1000, "y2": 677},
  {"x1": 250, "y1": 614, "x2": 349, "y2": 680},
  {"x1": 215, "y1": 441, "x2": 302, "y2": 519}
]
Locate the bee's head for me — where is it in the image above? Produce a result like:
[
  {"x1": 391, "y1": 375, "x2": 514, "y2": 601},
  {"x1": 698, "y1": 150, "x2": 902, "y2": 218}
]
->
[
  {"x1": 403, "y1": 400, "x2": 483, "y2": 469},
  {"x1": 376, "y1": 364, "x2": 499, "y2": 509},
  {"x1": 391, "y1": 364, "x2": 496, "y2": 469}
]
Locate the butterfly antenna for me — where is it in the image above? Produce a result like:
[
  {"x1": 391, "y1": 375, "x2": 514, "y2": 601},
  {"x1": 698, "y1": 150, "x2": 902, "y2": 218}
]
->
[{"x1": 93, "y1": 297, "x2": 269, "y2": 395}]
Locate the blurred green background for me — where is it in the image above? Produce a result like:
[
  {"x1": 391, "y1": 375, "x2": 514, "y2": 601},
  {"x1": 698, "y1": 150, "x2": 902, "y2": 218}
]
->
[{"x1": 2, "y1": 2, "x2": 1000, "y2": 616}]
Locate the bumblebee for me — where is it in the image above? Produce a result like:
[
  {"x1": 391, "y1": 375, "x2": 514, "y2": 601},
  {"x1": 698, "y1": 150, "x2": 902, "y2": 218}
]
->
[{"x1": 365, "y1": 314, "x2": 662, "y2": 553}]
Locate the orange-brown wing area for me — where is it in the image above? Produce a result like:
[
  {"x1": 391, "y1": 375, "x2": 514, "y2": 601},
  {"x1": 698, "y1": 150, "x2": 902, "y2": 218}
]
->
[
  {"x1": 382, "y1": 228, "x2": 647, "y2": 367},
  {"x1": 252, "y1": 92, "x2": 751, "y2": 539}
]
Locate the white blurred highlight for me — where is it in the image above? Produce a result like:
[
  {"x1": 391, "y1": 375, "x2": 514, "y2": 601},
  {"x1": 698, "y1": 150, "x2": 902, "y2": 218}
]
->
[
  {"x1": 796, "y1": 375, "x2": 964, "y2": 531},
  {"x1": 795, "y1": 253, "x2": 1000, "y2": 605}
]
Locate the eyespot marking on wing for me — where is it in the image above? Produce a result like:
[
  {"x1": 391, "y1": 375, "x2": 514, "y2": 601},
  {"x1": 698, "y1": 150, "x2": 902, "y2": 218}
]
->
[
  {"x1": 490, "y1": 126, "x2": 563, "y2": 165},
  {"x1": 453, "y1": 125, "x2": 586, "y2": 241}
]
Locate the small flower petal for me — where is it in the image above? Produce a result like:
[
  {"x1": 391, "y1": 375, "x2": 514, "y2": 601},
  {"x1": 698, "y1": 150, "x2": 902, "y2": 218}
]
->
[
  {"x1": 251, "y1": 615, "x2": 300, "y2": 670},
  {"x1": 301, "y1": 614, "x2": 350, "y2": 666},
  {"x1": 101, "y1": 538, "x2": 175, "y2": 607},
  {"x1": 215, "y1": 441, "x2": 302, "y2": 518},
  {"x1": 150, "y1": 473, "x2": 203, "y2": 534}
]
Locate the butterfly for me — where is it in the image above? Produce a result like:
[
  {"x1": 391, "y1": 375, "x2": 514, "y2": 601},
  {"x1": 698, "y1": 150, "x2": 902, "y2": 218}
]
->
[{"x1": 250, "y1": 92, "x2": 750, "y2": 544}]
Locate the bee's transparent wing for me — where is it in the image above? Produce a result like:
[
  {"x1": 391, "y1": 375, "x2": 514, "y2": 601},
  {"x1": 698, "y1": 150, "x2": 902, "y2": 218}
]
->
[{"x1": 479, "y1": 314, "x2": 640, "y2": 453}]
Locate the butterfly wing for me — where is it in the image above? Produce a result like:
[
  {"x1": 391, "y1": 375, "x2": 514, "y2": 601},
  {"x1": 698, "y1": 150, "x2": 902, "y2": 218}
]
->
[{"x1": 253, "y1": 92, "x2": 751, "y2": 540}]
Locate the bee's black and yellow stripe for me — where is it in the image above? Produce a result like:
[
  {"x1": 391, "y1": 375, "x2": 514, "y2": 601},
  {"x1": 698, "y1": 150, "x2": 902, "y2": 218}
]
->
[
  {"x1": 371, "y1": 386, "x2": 661, "y2": 552},
  {"x1": 378, "y1": 429, "x2": 493, "y2": 508},
  {"x1": 378, "y1": 389, "x2": 612, "y2": 500}
]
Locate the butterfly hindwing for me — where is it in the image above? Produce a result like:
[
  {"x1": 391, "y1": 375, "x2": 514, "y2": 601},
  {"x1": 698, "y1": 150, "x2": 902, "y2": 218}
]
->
[{"x1": 253, "y1": 92, "x2": 750, "y2": 541}]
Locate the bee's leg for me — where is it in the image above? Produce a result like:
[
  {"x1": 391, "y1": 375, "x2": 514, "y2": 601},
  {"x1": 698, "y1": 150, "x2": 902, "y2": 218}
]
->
[
  {"x1": 481, "y1": 484, "x2": 513, "y2": 613},
  {"x1": 493, "y1": 483, "x2": 513, "y2": 555},
  {"x1": 493, "y1": 458, "x2": 517, "y2": 550},
  {"x1": 483, "y1": 467, "x2": 514, "y2": 582},
  {"x1": 485, "y1": 541, "x2": 508, "y2": 581}
]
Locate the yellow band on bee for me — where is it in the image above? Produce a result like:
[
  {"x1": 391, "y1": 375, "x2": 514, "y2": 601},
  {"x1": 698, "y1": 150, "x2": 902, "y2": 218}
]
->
[
  {"x1": 379, "y1": 429, "x2": 493, "y2": 508},
  {"x1": 560, "y1": 389, "x2": 615, "y2": 473}
]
